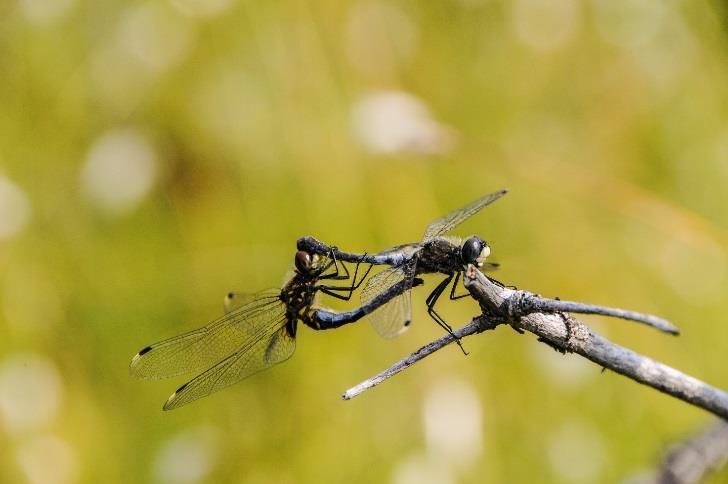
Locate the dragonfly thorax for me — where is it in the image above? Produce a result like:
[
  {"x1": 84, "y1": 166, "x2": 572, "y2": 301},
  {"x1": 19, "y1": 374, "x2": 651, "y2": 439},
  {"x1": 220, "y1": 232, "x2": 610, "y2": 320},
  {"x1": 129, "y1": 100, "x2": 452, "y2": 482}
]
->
[
  {"x1": 281, "y1": 274, "x2": 318, "y2": 331},
  {"x1": 418, "y1": 237, "x2": 463, "y2": 274}
]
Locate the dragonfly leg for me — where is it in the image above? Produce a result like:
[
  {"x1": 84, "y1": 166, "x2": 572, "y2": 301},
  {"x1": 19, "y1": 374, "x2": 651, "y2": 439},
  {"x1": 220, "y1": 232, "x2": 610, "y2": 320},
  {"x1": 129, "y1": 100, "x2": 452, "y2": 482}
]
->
[
  {"x1": 318, "y1": 246, "x2": 353, "y2": 281},
  {"x1": 486, "y1": 275, "x2": 517, "y2": 290},
  {"x1": 317, "y1": 254, "x2": 373, "y2": 301},
  {"x1": 448, "y1": 271, "x2": 471, "y2": 300},
  {"x1": 425, "y1": 273, "x2": 468, "y2": 355}
]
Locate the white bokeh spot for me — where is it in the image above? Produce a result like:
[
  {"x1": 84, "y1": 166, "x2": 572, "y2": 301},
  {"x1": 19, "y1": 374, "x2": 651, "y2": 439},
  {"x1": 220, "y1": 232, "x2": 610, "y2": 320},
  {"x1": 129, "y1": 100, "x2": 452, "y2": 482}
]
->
[
  {"x1": 154, "y1": 426, "x2": 219, "y2": 484},
  {"x1": 0, "y1": 176, "x2": 31, "y2": 240},
  {"x1": 81, "y1": 129, "x2": 159, "y2": 216},
  {"x1": 16, "y1": 434, "x2": 80, "y2": 484},
  {"x1": 352, "y1": 90, "x2": 455, "y2": 156},
  {"x1": 0, "y1": 353, "x2": 63, "y2": 435},
  {"x1": 422, "y1": 378, "x2": 484, "y2": 470},
  {"x1": 118, "y1": 2, "x2": 196, "y2": 74}
]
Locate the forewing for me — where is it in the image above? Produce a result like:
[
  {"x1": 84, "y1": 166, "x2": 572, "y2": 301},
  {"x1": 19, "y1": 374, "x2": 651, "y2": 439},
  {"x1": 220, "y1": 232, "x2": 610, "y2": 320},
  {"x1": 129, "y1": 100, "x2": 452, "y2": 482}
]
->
[
  {"x1": 224, "y1": 292, "x2": 255, "y2": 314},
  {"x1": 130, "y1": 289, "x2": 283, "y2": 379},
  {"x1": 423, "y1": 189, "x2": 508, "y2": 241},
  {"x1": 361, "y1": 264, "x2": 415, "y2": 339},
  {"x1": 163, "y1": 317, "x2": 294, "y2": 410}
]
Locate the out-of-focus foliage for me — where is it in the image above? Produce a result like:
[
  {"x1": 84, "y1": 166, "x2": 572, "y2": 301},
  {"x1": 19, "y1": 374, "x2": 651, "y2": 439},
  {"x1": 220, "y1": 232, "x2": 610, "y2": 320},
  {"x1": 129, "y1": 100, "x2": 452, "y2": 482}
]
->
[{"x1": 1, "y1": 0, "x2": 728, "y2": 482}]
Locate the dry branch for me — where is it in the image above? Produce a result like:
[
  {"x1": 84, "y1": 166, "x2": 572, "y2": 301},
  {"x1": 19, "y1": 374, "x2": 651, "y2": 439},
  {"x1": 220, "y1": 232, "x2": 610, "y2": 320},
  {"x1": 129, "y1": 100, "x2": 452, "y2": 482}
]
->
[
  {"x1": 343, "y1": 266, "x2": 728, "y2": 422},
  {"x1": 657, "y1": 420, "x2": 728, "y2": 484}
]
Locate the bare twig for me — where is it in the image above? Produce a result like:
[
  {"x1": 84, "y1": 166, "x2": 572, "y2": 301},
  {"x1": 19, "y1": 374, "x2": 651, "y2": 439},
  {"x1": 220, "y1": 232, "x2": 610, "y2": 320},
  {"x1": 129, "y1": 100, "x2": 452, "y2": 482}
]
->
[
  {"x1": 343, "y1": 316, "x2": 498, "y2": 399},
  {"x1": 521, "y1": 295, "x2": 679, "y2": 335},
  {"x1": 657, "y1": 420, "x2": 728, "y2": 484},
  {"x1": 343, "y1": 266, "x2": 728, "y2": 422}
]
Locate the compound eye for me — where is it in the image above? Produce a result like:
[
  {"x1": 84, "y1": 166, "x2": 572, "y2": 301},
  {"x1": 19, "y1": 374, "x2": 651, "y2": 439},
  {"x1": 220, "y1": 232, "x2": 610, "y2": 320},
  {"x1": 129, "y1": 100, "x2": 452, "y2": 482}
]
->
[
  {"x1": 294, "y1": 251, "x2": 312, "y2": 272},
  {"x1": 461, "y1": 236, "x2": 484, "y2": 265}
]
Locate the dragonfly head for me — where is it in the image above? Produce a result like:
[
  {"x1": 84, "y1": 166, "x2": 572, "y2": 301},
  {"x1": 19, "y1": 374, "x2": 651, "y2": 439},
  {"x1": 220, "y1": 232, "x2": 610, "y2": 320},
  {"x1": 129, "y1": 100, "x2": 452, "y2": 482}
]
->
[
  {"x1": 294, "y1": 250, "x2": 319, "y2": 274},
  {"x1": 461, "y1": 236, "x2": 490, "y2": 267}
]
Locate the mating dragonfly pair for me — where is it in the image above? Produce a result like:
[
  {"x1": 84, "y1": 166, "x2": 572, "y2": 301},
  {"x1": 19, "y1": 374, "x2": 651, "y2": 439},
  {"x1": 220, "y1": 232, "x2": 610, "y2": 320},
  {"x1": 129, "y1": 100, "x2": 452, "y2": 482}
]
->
[{"x1": 130, "y1": 189, "x2": 508, "y2": 410}]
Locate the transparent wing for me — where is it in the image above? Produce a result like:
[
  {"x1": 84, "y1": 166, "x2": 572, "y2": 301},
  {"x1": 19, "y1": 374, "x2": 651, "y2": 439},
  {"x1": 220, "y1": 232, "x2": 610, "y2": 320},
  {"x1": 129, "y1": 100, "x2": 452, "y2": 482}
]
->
[
  {"x1": 423, "y1": 189, "x2": 508, "y2": 242},
  {"x1": 224, "y1": 292, "x2": 255, "y2": 314},
  {"x1": 163, "y1": 314, "x2": 294, "y2": 410},
  {"x1": 374, "y1": 243, "x2": 422, "y2": 258},
  {"x1": 130, "y1": 289, "x2": 283, "y2": 380},
  {"x1": 361, "y1": 263, "x2": 416, "y2": 339}
]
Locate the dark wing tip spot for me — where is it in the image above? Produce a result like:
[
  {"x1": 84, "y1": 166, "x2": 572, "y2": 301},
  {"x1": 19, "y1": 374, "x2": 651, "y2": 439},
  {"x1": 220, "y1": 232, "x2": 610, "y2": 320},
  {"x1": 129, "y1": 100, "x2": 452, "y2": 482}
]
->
[
  {"x1": 404, "y1": 320, "x2": 411, "y2": 327},
  {"x1": 163, "y1": 384, "x2": 188, "y2": 411},
  {"x1": 138, "y1": 346, "x2": 152, "y2": 356}
]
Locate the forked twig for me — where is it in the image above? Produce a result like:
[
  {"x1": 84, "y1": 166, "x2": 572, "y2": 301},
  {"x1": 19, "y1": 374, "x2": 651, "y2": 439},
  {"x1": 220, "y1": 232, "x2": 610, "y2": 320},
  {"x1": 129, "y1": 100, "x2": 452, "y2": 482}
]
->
[{"x1": 343, "y1": 266, "x2": 728, "y2": 421}]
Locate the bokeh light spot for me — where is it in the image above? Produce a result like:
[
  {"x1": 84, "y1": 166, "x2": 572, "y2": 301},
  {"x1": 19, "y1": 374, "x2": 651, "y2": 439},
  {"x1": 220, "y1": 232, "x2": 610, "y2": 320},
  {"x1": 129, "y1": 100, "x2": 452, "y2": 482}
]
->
[
  {"x1": 118, "y1": 2, "x2": 196, "y2": 74},
  {"x1": 422, "y1": 378, "x2": 483, "y2": 470},
  {"x1": 19, "y1": 0, "x2": 75, "y2": 25},
  {"x1": 81, "y1": 129, "x2": 159, "y2": 216},
  {"x1": 511, "y1": 0, "x2": 581, "y2": 51},
  {"x1": 392, "y1": 452, "x2": 455, "y2": 484},
  {"x1": 153, "y1": 426, "x2": 219, "y2": 484},
  {"x1": 0, "y1": 353, "x2": 63, "y2": 435},
  {"x1": 0, "y1": 176, "x2": 31, "y2": 240},
  {"x1": 548, "y1": 421, "x2": 606, "y2": 483},
  {"x1": 591, "y1": 0, "x2": 666, "y2": 48},
  {"x1": 16, "y1": 434, "x2": 80, "y2": 484},
  {"x1": 352, "y1": 90, "x2": 455, "y2": 156}
]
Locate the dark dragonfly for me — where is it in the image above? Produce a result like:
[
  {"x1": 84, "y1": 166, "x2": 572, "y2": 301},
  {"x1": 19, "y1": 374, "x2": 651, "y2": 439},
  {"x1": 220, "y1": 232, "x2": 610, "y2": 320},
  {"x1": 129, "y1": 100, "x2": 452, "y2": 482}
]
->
[
  {"x1": 299, "y1": 188, "x2": 679, "y2": 342},
  {"x1": 130, "y1": 249, "x2": 372, "y2": 410},
  {"x1": 299, "y1": 189, "x2": 508, "y2": 347}
]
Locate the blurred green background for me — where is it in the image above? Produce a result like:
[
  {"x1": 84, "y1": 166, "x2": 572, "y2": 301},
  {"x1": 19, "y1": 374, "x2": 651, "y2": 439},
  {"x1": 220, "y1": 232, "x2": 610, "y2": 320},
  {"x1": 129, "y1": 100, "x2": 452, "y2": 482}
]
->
[{"x1": 2, "y1": 0, "x2": 728, "y2": 482}]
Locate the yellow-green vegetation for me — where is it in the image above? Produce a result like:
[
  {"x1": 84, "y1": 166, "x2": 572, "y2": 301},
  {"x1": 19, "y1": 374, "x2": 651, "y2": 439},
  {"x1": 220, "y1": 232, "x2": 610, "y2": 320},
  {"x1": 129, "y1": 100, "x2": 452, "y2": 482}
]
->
[{"x1": 2, "y1": 1, "x2": 728, "y2": 482}]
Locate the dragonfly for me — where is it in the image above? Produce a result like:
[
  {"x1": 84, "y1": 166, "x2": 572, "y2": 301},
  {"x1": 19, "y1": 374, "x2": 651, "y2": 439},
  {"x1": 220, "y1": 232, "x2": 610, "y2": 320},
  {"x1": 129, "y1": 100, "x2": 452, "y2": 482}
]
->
[
  {"x1": 298, "y1": 188, "x2": 679, "y2": 340},
  {"x1": 130, "y1": 248, "x2": 372, "y2": 410},
  {"x1": 359, "y1": 189, "x2": 508, "y2": 347},
  {"x1": 297, "y1": 189, "x2": 508, "y2": 349}
]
